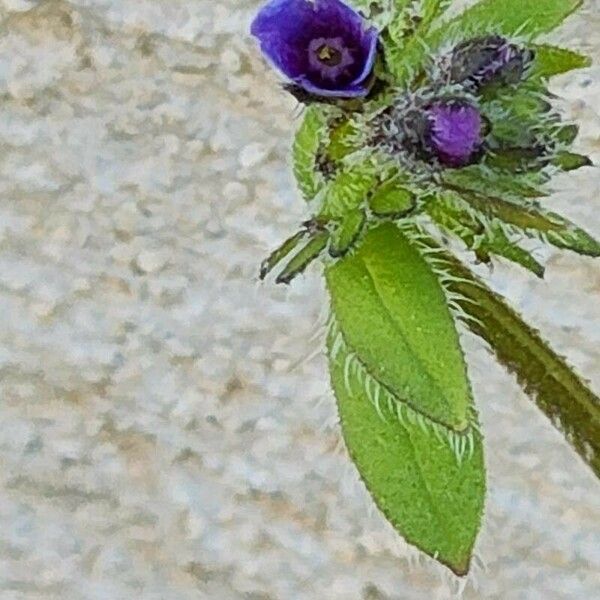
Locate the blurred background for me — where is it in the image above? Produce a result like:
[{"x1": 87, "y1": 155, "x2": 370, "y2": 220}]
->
[{"x1": 0, "y1": 0, "x2": 599, "y2": 598}]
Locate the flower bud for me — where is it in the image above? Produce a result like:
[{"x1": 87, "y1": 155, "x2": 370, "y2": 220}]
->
[
  {"x1": 450, "y1": 36, "x2": 533, "y2": 90},
  {"x1": 425, "y1": 101, "x2": 484, "y2": 167}
]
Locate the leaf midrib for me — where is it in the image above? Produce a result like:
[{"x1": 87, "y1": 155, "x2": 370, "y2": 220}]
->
[
  {"x1": 360, "y1": 250, "x2": 468, "y2": 429},
  {"x1": 346, "y1": 255, "x2": 458, "y2": 428}
]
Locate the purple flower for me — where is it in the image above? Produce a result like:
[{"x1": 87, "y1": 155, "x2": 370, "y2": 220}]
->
[
  {"x1": 251, "y1": 0, "x2": 378, "y2": 98},
  {"x1": 425, "y1": 101, "x2": 484, "y2": 167},
  {"x1": 450, "y1": 36, "x2": 532, "y2": 89}
]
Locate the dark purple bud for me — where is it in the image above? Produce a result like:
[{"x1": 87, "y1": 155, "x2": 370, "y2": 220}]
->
[
  {"x1": 450, "y1": 36, "x2": 533, "y2": 89},
  {"x1": 251, "y1": 0, "x2": 378, "y2": 98},
  {"x1": 425, "y1": 101, "x2": 484, "y2": 168}
]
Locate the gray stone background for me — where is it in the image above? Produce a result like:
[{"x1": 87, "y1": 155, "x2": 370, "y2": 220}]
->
[{"x1": 0, "y1": 0, "x2": 599, "y2": 598}]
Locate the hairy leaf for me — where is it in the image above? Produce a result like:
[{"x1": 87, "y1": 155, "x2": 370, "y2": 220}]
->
[
  {"x1": 329, "y1": 210, "x2": 366, "y2": 257},
  {"x1": 369, "y1": 180, "x2": 416, "y2": 216},
  {"x1": 421, "y1": 0, "x2": 452, "y2": 25},
  {"x1": 432, "y1": 0, "x2": 582, "y2": 42},
  {"x1": 452, "y1": 188, "x2": 600, "y2": 257},
  {"x1": 425, "y1": 192, "x2": 545, "y2": 277},
  {"x1": 293, "y1": 107, "x2": 328, "y2": 201},
  {"x1": 276, "y1": 232, "x2": 328, "y2": 284},
  {"x1": 385, "y1": 38, "x2": 431, "y2": 86},
  {"x1": 553, "y1": 123, "x2": 579, "y2": 146},
  {"x1": 552, "y1": 151, "x2": 593, "y2": 172},
  {"x1": 326, "y1": 118, "x2": 360, "y2": 162},
  {"x1": 328, "y1": 326, "x2": 485, "y2": 575},
  {"x1": 484, "y1": 83, "x2": 553, "y2": 147},
  {"x1": 260, "y1": 230, "x2": 306, "y2": 280},
  {"x1": 484, "y1": 147, "x2": 546, "y2": 173},
  {"x1": 384, "y1": 0, "x2": 451, "y2": 85},
  {"x1": 326, "y1": 223, "x2": 473, "y2": 431},
  {"x1": 530, "y1": 44, "x2": 591, "y2": 79},
  {"x1": 349, "y1": 0, "x2": 400, "y2": 29},
  {"x1": 485, "y1": 146, "x2": 590, "y2": 182},
  {"x1": 386, "y1": 1, "x2": 420, "y2": 46},
  {"x1": 429, "y1": 248, "x2": 600, "y2": 479},
  {"x1": 388, "y1": 0, "x2": 450, "y2": 42},
  {"x1": 387, "y1": 0, "x2": 583, "y2": 86},
  {"x1": 478, "y1": 226, "x2": 545, "y2": 277},
  {"x1": 442, "y1": 166, "x2": 546, "y2": 200},
  {"x1": 319, "y1": 161, "x2": 378, "y2": 219}
]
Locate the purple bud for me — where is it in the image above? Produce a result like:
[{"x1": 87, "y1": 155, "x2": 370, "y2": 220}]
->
[
  {"x1": 251, "y1": 0, "x2": 378, "y2": 98},
  {"x1": 450, "y1": 35, "x2": 532, "y2": 89},
  {"x1": 425, "y1": 101, "x2": 484, "y2": 168}
]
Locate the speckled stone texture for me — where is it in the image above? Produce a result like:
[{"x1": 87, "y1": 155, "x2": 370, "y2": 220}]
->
[{"x1": 0, "y1": 1, "x2": 599, "y2": 598}]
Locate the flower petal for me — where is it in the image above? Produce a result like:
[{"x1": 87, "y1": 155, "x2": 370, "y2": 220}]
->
[
  {"x1": 251, "y1": 0, "x2": 316, "y2": 78},
  {"x1": 427, "y1": 102, "x2": 484, "y2": 167},
  {"x1": 296, "y1": 75, "x2": 371, "y2": 97},
  {"x1": 349, "y1": 27, "x2": 378, "y2": 86},
  {"x1": 315, "y1": 0, "x2": 365, "y2": 33}
]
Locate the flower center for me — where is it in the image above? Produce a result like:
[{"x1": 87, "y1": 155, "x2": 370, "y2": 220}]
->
[
  {"x1": 316, "y1": 43, "x2": 343, "y2": 67},
  {"x1": 307, "y1": 37, "x2": 354, "y2": 81}
]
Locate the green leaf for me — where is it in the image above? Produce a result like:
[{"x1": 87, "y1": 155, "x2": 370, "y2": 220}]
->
[
  {"x1": 552, "y1": 151, "x2": 593, "y2": 172},
  {"x1": 384, "y1": 0, "x2": 451, "y2": 85},
  {"x1": 389, "y1": 0, "x2": 450, "y2": 41},
  {"x1": 388, "y1": 0, "x2": 584, "y2": 87},
  {"x1": 326, "y1": 118, "x2": 360, "y2": 162},
  {"x1": 553, "y1": 123, "x2": 579, "y2": 146},
  {"x1": 479, "y1": 227, "x2": 545, "y2": 277},
  {"x1": 485, "y1": 228, "x2": 545, "y2": 277},
  {"x1": 530, "y1": 44, "x2": 591, "y2": 79},
  {"x1": 329, "y1": 210, "x2": 366, "y2": 257},
  {"x1": 483, "y1": 83, "x2": 552, "y2": 147},
  {"x1": 425, "y1": 192, "x2": 545, "y2": 277},
  {"x1": 421, "y1": 0, "x2": 452, "y2": 25},
  {"x1": 386, "y1": 1, "x2": 419, "y2": 46},
  {"x1": 328, "y1": 325, "x2": 485, "y2": 575},
  {"x1": 326, "y1": 223, "x2": 473, "y2": 431},
  {"x1": 484, "y1": 147, "x2": 546, "y2": 173},
  {"x1": 442, "y1": 166, "x2": 546, "y2": 200},
  {"x1": 275, "y1": 232, "x2": 328, "y2": 285},
  {"x1": 432, "y1": 248, "x2": 600, "y2": 480},
  {"x1": 385, "y1": 37, "x2": 431, "y2": 87},
  {"x1": 431, "y1": 0, "x2": 582, "y2": 42},
  {"x1": 260, "y1": 230, "x2": 306, "y2": 280},
  {"x1": 453, "y1": 188, "x2": 600, "y2": 257},
  {"x1": 369, "y1": 180, "x2": 416, "y2": 216},
  {"x1": 319, "y1": 161, "x2": 378, "y2": 219},
  {"x1": 348, "y1": 1, "x2": 397, "y2": 28},
  {"x1": 293, "y1": 106, "x2": 328, "y2": 201}
]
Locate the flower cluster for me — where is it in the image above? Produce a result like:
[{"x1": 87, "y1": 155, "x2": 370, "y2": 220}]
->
[
  {"x1": 251, "y1": 0, "x2": 530, "y2": 169},
  {"x1": 369, "y1": 94, "x2": 488, "y2": 170}
]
